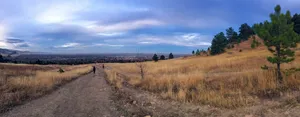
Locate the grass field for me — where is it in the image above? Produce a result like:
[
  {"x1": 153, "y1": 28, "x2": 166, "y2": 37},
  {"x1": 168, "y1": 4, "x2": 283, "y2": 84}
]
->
[
  {"x1": 106, "y1": 46, "x2": 300, "y2": 108},
  {"x1": 0, "y1": 63, "x2": 92, "y2": 112}
]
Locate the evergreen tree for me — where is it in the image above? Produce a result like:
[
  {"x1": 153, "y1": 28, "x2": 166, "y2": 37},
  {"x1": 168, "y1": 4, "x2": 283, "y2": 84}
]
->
[
  {"x1": 226, "y1": 27, "x2": 238, "y2": 43},
  {"x1": 210, "y1": 32, "x2": 228, "y2": 55},
  {"x1": 192, "y1": 50, "x2": 195, "y2": 55},
  {"x1": 257, "y1": 5, "x2": 300, "y2": 83},
  {"x1": 291, "y1": 13, "x2": 300, "y2": 34},
  {"x1": 239, "y1": 23, "x2": 255, "y2": 40},
  {"x1": 168, "y1": 53, "x2": 174, "y2": 59},
  {"x1": 253, "y1": 23, "x2": 264, "y2": 36},
  {"x1": 152, "y1": 54, "x2": 159, "y2": 62},
  {"x1": 0, "y1": 54, "x2": 3, "y2": 62},
  {"x1": 232, "y1": 32, "x2": 239, "y2": 43},
  {"x1": 226, "y1": 27, "x2": 234, "y2": 40},
  {"x1": 196, "y1": 49, "x2": 200, "y2": 55},
  {"x1": 160, "y1": 55, "x2": 165, "y2": 60}
]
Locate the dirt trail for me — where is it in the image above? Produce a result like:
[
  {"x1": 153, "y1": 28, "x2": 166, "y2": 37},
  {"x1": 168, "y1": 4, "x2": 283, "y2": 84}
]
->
[{"x1": 0, "y1": 68, "x2": 121, "y2": 117}]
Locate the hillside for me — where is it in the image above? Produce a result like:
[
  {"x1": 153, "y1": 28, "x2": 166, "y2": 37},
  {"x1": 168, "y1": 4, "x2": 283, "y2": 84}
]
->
[
  {"x1": 104, "y1": 39, "x2": 300, "y2": 116},
  {"x1": 231, "y1": 35, "x2": 266, "y2": 51}
]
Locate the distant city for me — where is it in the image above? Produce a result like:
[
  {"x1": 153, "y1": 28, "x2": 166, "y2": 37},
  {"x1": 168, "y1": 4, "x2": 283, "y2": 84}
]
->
[{"x1": 0, "y1": 48, "x2": 189, "y2": 65}]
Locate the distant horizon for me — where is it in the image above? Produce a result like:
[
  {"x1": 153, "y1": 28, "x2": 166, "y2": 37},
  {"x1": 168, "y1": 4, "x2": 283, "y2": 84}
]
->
[
  {"x1": 0, "y1": 48, "x2": 190, "y2": 55},
  {"x1": 31, "y1": 52, "x2": 191, "y2": 55},
  {"x1": 1, "y1": 0, "x2": 300, "y2": 53}
]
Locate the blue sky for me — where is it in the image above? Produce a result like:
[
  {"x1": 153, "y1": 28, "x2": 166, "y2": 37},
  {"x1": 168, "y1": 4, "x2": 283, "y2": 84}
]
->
[{"x1": 0, "y1": 0, "x2": 300, "y2": 54}]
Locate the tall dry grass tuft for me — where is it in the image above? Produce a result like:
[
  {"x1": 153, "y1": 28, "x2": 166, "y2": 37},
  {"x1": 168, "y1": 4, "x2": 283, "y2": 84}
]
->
[
  {"x1": 104, "y1": 69, "x2": 123, "y2": 89},
  {"x1": 0, "y1": 64, "x2": 92, "y2": 112},
  {"x1": 106, "y1": 49, "x2": 300, "y2": 108}
]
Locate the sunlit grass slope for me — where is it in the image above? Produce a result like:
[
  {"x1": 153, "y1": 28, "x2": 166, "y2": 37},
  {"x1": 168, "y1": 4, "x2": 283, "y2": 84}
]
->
[{"x1": 106, "y1": 48, "x2": 300, "y2": 108}]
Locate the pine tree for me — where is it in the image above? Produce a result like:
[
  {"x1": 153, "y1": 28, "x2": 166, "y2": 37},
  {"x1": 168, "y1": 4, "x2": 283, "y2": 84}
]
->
[
  {"x1": 210, "y1": 32, "x2": 228, "y2": 55},
  {"x1": 192, "y1": 50, "x2": 195, "y2": 55},
  {"x1": 152, "y1": 54, "x2": 159, "y2": 62},
  {"x1": 291, "y1": 13, "x2": 300, "y2": 34},
  {"x1": 239, "y1": 23, "x2": 255, "y2": 40},
  {"x1": 0, "y1": 54, "x2": 3, "y2": 62},
  {"x1": 257, "y1": 5, "x2": 300, "y2": 83},
  {"x1": 160, "y1": 55, "x2": 165, "y2": 60},
  {"x1": 168, "y1": 53, "x2": 174, "y2": 59},
  {"x1": 196, "y1": 49, "x2": 200, "y2": 55},
  {"x1": 232, "y1": 32, "x2": 239, "y2": 43},
  {"x1": 226, "y1": 27, "x2": 234, "y2": 40},
  {"x1": 226, "y1": 27, "x2": 238, "y2": 43}
]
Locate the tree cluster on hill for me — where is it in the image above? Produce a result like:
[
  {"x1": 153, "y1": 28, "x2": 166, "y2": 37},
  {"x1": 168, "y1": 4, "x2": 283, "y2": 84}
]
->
[
  {"x1": 192, "y1": 5, "x2": 300, "y2": 83},
  {"x1": 152, "y1": 53, "x2": 174, "y2": 62},
  {"x1": 206, "y1": 23, "x2": 255, "y2": 55},
  {"x1": 192, "y1": 49, "x2": 208, "y2": 56}
]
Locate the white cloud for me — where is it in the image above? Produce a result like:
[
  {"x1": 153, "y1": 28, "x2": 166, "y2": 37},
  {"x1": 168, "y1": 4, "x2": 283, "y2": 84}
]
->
[
  {"x1": 181, "y1": 33, "x2": 199, "y2": 41},
  {"x1": 55, "y1": 42, "x2": 81, "y2": 48},
  {"x1": 94, "y1": 43, "x2": 124, "y2": 47},
  {"x1": 94, "y1": 3, "x2": 150, "y2": 13},
  {"x1": 137, "y1": 33, "x2": 212, "y2": 47},
  {"x1": 0, "y1": 24, "x2": 18, "y2": 49},
  {"x1": 61, "y1": 20, "x2": 97, "y2": 28},
  {"x1": 88, "y1": 19, "x2": 164, "y2": 33},
  {"x1": 96, "y1": 32, "x2": 126, "y2": 37},
  {"x1": 102, "y1": 33, "x2": 212, "y2": 47},
  {"x1": 138, "y1": 41, "x2": 155, "y2": 44},
  {"x1": 35, "y1": 1, "x2": 90, "y2": 24},
  {"x1": 54, "y1": 43, "x2": 124, "y2": 49}
]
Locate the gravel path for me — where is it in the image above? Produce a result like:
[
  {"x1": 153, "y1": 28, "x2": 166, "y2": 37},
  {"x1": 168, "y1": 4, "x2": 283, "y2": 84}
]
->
[{"x1": 0, "y1": 68, "x2": 120, "y2": 117}]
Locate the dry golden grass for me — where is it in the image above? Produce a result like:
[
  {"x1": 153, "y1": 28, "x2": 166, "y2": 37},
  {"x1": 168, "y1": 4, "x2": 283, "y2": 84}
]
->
[
  {"x1": 104, "y1": 69, "x2": 123, "y2": 89},
  {"x1": 0, "y1": 64, "x2": 92, "y2": 112},
  {"x1": 106, "y1": 49, "x2": 300, "y2": 108}
]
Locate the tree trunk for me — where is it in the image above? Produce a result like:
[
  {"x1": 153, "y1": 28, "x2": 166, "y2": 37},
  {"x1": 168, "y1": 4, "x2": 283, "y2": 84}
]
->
[
  {"x1": 140, "y1": 67, "x2": 144, "y2": 79},
  {"x1": 276, "y1": 46, "x2": 283, "y2": 83},
  {"x1": 277, "y1": 63, "x2": 282, "y2": 83}
]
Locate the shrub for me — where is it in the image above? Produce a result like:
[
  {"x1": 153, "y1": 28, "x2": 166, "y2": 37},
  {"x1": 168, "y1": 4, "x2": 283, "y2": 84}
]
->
[{"x1": 58, "y1": 68, "x2": 65, "y2": 73}]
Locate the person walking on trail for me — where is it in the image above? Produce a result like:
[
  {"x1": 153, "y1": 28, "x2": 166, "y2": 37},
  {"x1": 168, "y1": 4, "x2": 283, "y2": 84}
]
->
[
  {"x1": 93, "y1": 66, "x2": 96, "y2": 74},
  {"x1": 102, "y1": 64, "x2": 105, "y2": 69}
]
